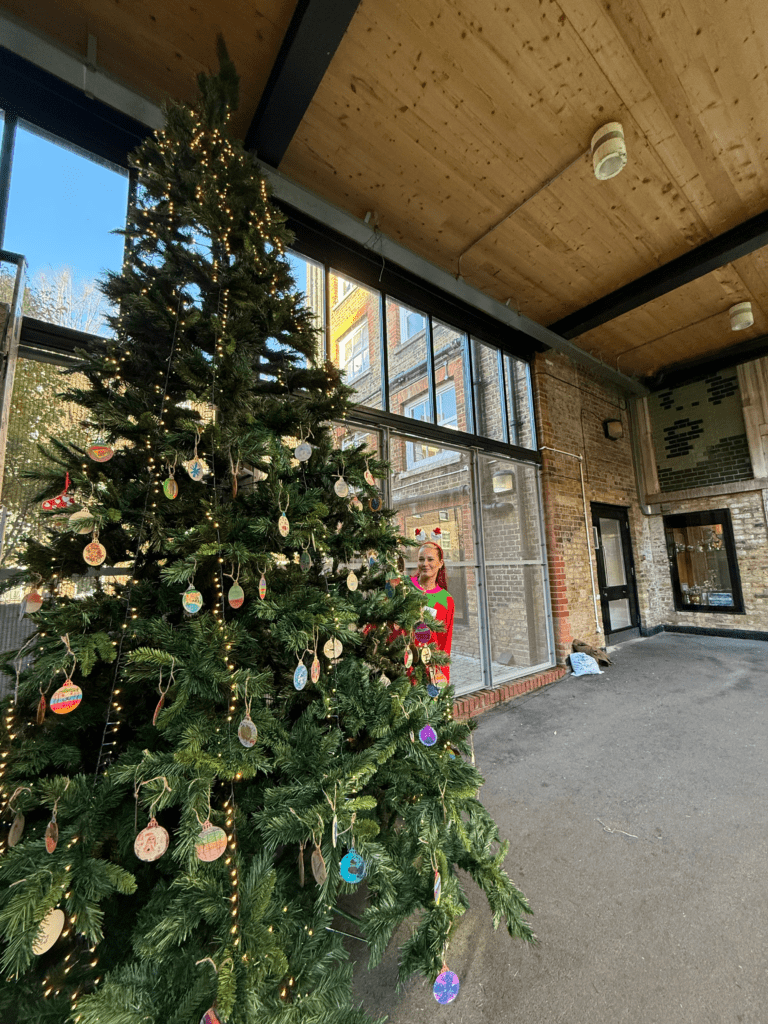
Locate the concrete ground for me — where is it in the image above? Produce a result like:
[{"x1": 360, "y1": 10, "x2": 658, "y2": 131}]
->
[{"x1": 350, "y1": 631, "x2": 768, "y2": 1024}]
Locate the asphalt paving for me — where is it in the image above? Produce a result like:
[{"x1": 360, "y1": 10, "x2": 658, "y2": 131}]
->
[{"x1": 351, "y1": 631, "x2": 768, "y2": 1024}]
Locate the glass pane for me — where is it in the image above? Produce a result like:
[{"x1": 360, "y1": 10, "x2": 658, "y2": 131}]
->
[
  {"x1": 471, "y1": 339, "x2": 505, "y2": 441},
  {"x1": 387, "y1": 299, "x2": 429, "y2": 419},
  {"x1": 608, "y1": 598, "x2": 632, "y2": 630},
  {"x1": 504, "y1": 354, "x2": 536, "y2": 449},
  {"x1": 599, "y1": 518, "x2": 627, "y2": 587},
  {"x1": 389, "y1": 432, "x2": 482, "y2": 696},
  {"x1": 5, "y1": 122, "x2": 129, "y2": 336},
  {"x1": 286, "y1": 250, "x2": 324, "y2": 346},
  {"x1": 665, "y1": 522, "x2": 735, "y2": 607},
  {"x1": 479, "y1": 457, "x2": 551, "y2": 683},
  {"x1": 329, "y1": 271, "x2": 382, "y2": 408},
  {"x1": 432, "y1": 320, "x2": 471, "y2": 432}
]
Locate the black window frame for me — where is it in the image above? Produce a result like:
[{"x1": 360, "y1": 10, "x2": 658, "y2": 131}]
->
[{"x1": 663, "y1": 508, "x2": 745, "y2": 614}]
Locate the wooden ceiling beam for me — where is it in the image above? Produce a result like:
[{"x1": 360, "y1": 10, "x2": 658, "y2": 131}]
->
[
  {"x1": 244, "y1": 0, "x2": 362, "y2": 167},
  {"x1": 549, "y1": 208, "x2": 768, "y2": 340}
]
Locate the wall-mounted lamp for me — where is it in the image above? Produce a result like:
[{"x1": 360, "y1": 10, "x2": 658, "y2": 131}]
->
[
  {"x1": 591, "y1": 122, "x2": 627, "y2": 180},
  {"x1": 603, "y1": 419, "x2": 624, "y2": 441},
  {"x1": 729, "y1": 301, "x2": 754, "y2": 331}
]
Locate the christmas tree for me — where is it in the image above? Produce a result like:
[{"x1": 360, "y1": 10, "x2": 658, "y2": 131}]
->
[{"x1": 0, "y1": 44, "x2": 534, "y2": 1024}]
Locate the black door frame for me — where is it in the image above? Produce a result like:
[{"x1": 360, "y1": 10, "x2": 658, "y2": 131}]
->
[{"x1": 591, "y1": 503, "x2": 640, "y2": 640}]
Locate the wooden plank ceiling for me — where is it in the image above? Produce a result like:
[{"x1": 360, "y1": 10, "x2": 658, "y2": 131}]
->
[{"x1": 4, "y1": 0, "x2": 768, "y2": 382}]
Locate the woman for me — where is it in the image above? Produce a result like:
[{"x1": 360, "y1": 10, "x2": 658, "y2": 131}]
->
[{"x1": 409, "y1": 542, "x2": 454, "y2": 682}]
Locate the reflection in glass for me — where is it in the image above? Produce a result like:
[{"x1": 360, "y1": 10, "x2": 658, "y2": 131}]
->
[
  {"x1": 599, "y1": 518, "x2": 627, "y2": 587},
  {"x1": 286, "y1": 250, "x2": 324, "y2": 342},
  {"x1": 504, "y1": 354, "x2": 536, "y2": 449},
  {"x1": 329, "y1": 271, "x2": 382, "y2": 408},
  {"x1": 433, "y1": 320, "x2": 471, "y2": 432},
  {"x1": 472, "y1": 340, "x2": 505, "y2": 441},
  {"x1": 387, "y1": 298, "x2": 429, "y2": 419},
  {"x1": 608, "y1": 598, "x2": 632, "y2": 630},
  {"x1": 665, "y1": 520, "x2": 735, "y2": 608}
]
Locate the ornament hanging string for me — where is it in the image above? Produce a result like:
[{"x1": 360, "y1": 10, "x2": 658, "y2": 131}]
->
[{"x1": 134, "y1": 775, "x2": 172, "y2": 833}]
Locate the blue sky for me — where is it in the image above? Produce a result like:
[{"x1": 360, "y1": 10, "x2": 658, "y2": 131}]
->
[{"x1": 4, "y1": 123, "x2": 129, "y2": 284}]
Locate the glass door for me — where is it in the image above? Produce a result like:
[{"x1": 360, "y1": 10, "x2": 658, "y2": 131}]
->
[{"x1": 591, "y1": 503, "x2": 639, "y2": 639}]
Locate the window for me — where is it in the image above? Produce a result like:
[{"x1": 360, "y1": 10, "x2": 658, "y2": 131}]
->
[
  {"x1": 399, "y1": 305, "x2": 426, "y2": 344},
  {"x1": 339, "y1": 322, "x2": 370, "y2": 380},
  {"x1": 335, "y1": 276, "x2": 356, "y2": 303},
  {"x1": 663, "y1": 509, "x2": 744, "y2": 613},
  {"x1": 404, "y1": 383, "x2": 457, "y2": 467}
]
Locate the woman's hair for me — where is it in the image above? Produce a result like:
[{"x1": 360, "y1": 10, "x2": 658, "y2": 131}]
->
[{"x1": 419, "y1": 542, "x2": 448, "y2": 591}]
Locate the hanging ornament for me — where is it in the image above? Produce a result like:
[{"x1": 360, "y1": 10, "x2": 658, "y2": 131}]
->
[
  {"x1": 311, "y1": 653, "x2": 321, "y2": 684},
  {"x1": 21, "y1": 590, "x2": 42, "y2": 615},
  {"x1": 432, "y1": 667, "x2": 449, "y2": 690},
  {"x1": 385, "y1": 579, "x2": 395, "y2": 599},
  {"x1": 195, "y1": 820, "x2": 227, "y2": 862},
  {"x1": 45, "y1": 817, "x2": 59, "y2": 854},
  {"x1": 334, "y1": 473, "x2": 349, "y2": 498},
  {"x1": 380, "y1": 673, "x2": 391, "y2": 688},
  {"x1": 278, "y1": 512, "x2": 290, "y2": 537},
  {"x1": 414, "y1": 622, "x2": 432, "y2": 646},
  {"x1": 364, "y1": 463, "x2": 375, "y2": 486},
  {"x1": 397, "y1": 554, "x2": 406, "y2": 573},
  {"x1": 238, "y1": 713, "x2": 258, "y2": 748},
  {"x1": 41, "y1": 474, "x2": 76, "y2": 512},
  {"x1": 200, "y1": 1008, "x2": 222, "y2": 1024},
  {"x1": 340, "y1": 849, "x2": 367, "y2": 883},
  {"x1": 50, "y1": 680, "x2": 82, "y2": 715},
  {"x1": 300, "y1": 548, "x2": 311, "y2": 573},
  {"x1": 421, "y1": 646, "x2": 432, "y2": 665},
  {"x1": 228, "y1": 582, "x2": 245, "y2": 609},
  {"x1": 83, "y1": 529, "x2": 107, "y2": 566},
  {"x1": 419, "y1": 724, "x2": 438, "y2": 747},
  {"x1": 332, "y1": 816, "x2": 339, "y2": 848},
  {"x1": 230, "y1": 455, "x2": 240, "y2": 499},
  {"x1": 32, "y1": 908, "x2": 65, "y2": 956},
  {"x1": 8, "y1": 811, "x2": 24, "y2": 847},
  {"x1": 346, "y1": 569, "x2": 358, "y2": 592},
  {"x1": 258, "y1": 572, "x2": 267, "y2": 600},
  {"x1": 311, "y1": 843, "x2": 327, "y2": 885},
  {"x1": 369, "y1": 492, "x2": 383, "y2": 513},
  {"x1": 36, "y1": 690, "x2": 47, "y2": 724},
  {"x1": 368, "y1": 552, "x2": 377, "y2": 568},
  {"x1": 294, "y1": 439, "x2": 312, "y2": 462},
  {"x1": 87, "y1": 437, "x2": 114, "y2": 462},
  {"x1": 134, "y1": 817, "x2": 170, "y2": 862},
  {"x1": 182, "y1": 584, "x2": 204, "y2": 614},
  {"x1": 427, "y1": 682, "x2": 440, "y2": 699},
  {"x1": 404, "y1": 646, "x2": 414, "y2": 670},
  {"x1": 350, "y1": 494, "x2": 363, "y2": 511},
  {"x1": 434, "y1": 869, "x2": 442, "y2": 905},
  {"x1": 163, "y1": 471, "x2": 179, "y2": 500},
  {"x1": 433, "y1": 968, "x2": 460, "y2": 1004},
  {"x1": 153, "y1": 669, "x2": 171, "y2": 726},
  {"x1": 323, "y1": 638, "x2": 343, "y2": 660},
  {"x1": 68, "y1": 508, "x2": 93, "y2": 535},
  {"x1": 293, "y1": 658, "x2": 308, "y2": 691},
  {"x1": 298, "y1": 842, "x2": 305, "y2": 887},
  {"x1": 186, "y1": 430, "x2": 208, "y2": 481}
]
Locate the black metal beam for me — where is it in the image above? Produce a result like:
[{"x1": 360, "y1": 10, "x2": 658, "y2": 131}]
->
[
  {"x1": 0, "y1": 47, "x2": 151, "y2": 168},
  {"x1": 245, "y1": 0, "x2": 362, "y2": 167},
  {"x1": 642, "y1": 332, "x2": 768, "y2": 391},
  {"x1": 549, "y1": 208, "x2": 768, "y2": 339}
]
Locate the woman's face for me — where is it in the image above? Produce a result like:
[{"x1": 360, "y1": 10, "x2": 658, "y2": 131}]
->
[{"x1": 417, "y1": 545, "x2": 443, "y2": 586}]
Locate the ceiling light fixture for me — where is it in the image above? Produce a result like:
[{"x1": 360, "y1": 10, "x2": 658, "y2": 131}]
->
[
  {"x1": 729, "y1": 301, "x2": 754, "y2": 331},
  {"x1": 591, "y1": 122, "x2": 627, "y2": 181}
]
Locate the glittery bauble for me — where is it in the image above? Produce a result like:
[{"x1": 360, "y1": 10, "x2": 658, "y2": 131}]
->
[
  {"x1": 50, "y1": 681, "x2": 82, "y2": 715},
  {"x1": 340, "y1": 849, "x2": 367, "y2": 883},
  {"x1": 134, "y1": 818, "x2": 170, "y2": 862},
  {"x1": 433, "y1": 969, "x2": 460, "y2": 1004},
  {"x1": 195, "y1": 822, "x2": 227, "y2": 862},
  {"x1": 83, "y1": 541, "x2": 107, "y2": 566}
]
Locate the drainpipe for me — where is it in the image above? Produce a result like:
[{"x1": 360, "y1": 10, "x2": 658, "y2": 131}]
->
[
  {"x1": 539, "y1": 446, "x2": 602, "y2": 635},
  {"x1": 626, "y1": 399, "x2": 655, "y2": 517}
]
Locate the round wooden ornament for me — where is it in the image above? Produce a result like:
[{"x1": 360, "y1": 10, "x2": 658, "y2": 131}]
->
[
  {"x1": 182, "y1": 587, "x2": 204, "y2": 614},
  {"x1": 68, "y1": 508, "x2": 93, "y2": 535},
  {"x1": 421, "y1": 646, "x2": 432, "y2": 665},
  {"x1": 334, "y1": 476, "x2": 349, "y2": 498},
  {"x1": 433, "y1": 969, "x2": 460, "y2": 1004},
  {"x1": 294, "y1": 441, "x2": 312, "y2": 462},
  {"x1": 419, "y1": 724, "x2": 438, "y2": 747},
  {"x1": 369, "y1": 493, "x2": 383, "y2": 513},
  {"x1": 195, "y1": 821, "x2": 227, "y2": 862},
  {"x1": 278, "y1": 513, "x2": 290, "y2": 537},
  {"x1": 87, "y1": 438, "x2": 114, "y2": 462},
  {"x1": 404, "y1": 646, "x2": 414, "y2": 670},
  {"x1": 311, "y1": 844, "x2": 327, "y2": 885},
  {"x1": 8, "y1": 811, "x2": 25, "y2": 847},
  {"x1": 238, "y1": 714, "x2": 258, "y2": 748},
  {"x1": 50, "y1": 681, "x2": 83, "y2": 715},
  {"x1": 163, "y1": 476, "x2": 179, "y2": 499},
  {"x1": 134, "y1": 817, "x2": 170, "y2": 862},
  {"x1": 364, "y1": 467, "x2": 375, "y2": 486},
  {"x1": 346, "y1": 570, "x2": 358, "y2": 591},
  {"x1": 186, "y1": 457, "x2": 207, "y2": 481},
  {"x1": 300, "y1": 550, "x2": 311, "y2": 572},
  {"x1": 45, "y1": 818, "x2": 59, "y2": 854},
  {"x1": 32, "y1": 908, "x2": 65, "y2": 956},
  {"x1": 293, "y1": 660, "x2": 308, "y2": 691},
  {"x1": 414, "y1": 622, "x2": 432, "y2": 646},
  {"x1": 323, "y1": 638, "x2": 343, "y2": 660},
  {"x1": 350, "y1": 494, "x2": 363, "y2": 511},
  {"x1": 340, "y1": 849, "x2": 367, "y2": 883},
  {"x1": 83, "y1": 540, "x2": 107, "y2": 566},
  {"x1": 23, "y1": 591, "x2": 43, "y2": 614},
  {"x1": 228, "y1": 583, "x2": 245, "y2": 609}
]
